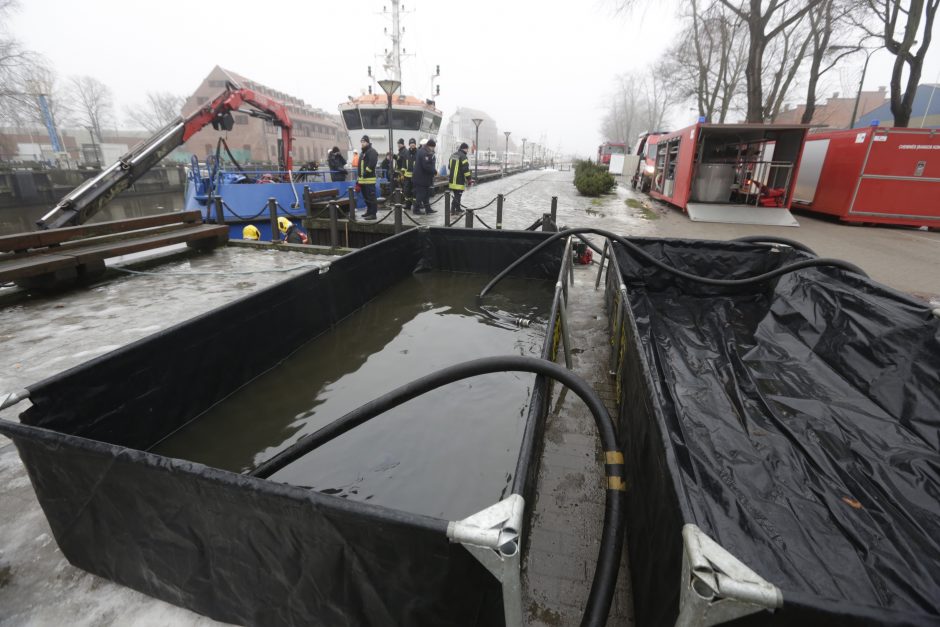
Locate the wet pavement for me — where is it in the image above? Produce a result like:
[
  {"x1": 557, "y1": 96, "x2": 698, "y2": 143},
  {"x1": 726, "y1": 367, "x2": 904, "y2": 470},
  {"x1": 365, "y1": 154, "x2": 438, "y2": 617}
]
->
[{"x1": 1, "y1": 168, "x2": 938, "y2": 626}]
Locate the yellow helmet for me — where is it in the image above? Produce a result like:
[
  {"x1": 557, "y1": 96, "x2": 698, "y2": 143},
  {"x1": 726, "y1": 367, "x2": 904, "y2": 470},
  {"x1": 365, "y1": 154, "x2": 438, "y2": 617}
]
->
[
  {"x1": 242, "y1": 224, "x2": 261, "y2": 240},
  {"x1": 277, "y1": 216, "x2": 292, "y2": 234}
]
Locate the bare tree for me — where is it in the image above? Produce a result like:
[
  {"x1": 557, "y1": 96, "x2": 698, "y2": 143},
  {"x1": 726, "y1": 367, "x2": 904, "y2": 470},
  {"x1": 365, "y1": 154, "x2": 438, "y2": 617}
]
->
[
  {"x1": 0, "y1": 0, "x2": 36, "y2": 108},
  {"x1": 644, "y1": 59, "x2": 677, "y2": 130},
  {"x1": 600, "y1": 73, "x2": 643, "y2": 144},
  {"x1": 860, "y1": 0, "x2": 938, "y2": 127},
  {"x1": 68, "y1": 75, "x2": 114, "y2": 145},
  {"x1": 800, "y1": 0, "x2": 863, "y2": 123},
  {"x1": 2, "y1": 61, "x2": 71, "y2": 130},
  {"x1": 667, "y1": 0, "x2": 748, "y2": 122},
  {"x1": 761, "y1": 6, "x2": 815, "y2": 121},
  {"x1": 717, "y1": 0, "x2": 824, "y2": 121},
  {"x1": 600, "y1": 66, "x2": 677, "y2": 148},
  {"x1": 124, "y1": 91, "x2": 184, "y2": 132},
  {"x1": 615, "y1": 0, "x2": 823, "y2": 121}
]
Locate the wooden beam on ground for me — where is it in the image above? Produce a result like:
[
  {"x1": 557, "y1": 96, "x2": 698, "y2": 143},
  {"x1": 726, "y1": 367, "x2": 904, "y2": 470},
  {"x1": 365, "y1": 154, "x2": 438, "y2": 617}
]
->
[
  {"x1": 0, "y1": 223, "x2": 227, "y2": 284},
  {"x1": 0, "y1": 210, "x2": 203, "y2": 253}
]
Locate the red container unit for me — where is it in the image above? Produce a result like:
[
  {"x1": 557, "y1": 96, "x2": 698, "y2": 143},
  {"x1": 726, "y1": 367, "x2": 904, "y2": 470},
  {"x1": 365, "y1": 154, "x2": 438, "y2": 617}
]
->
[
  {"x1": 792, "y1": 127, "x2": 940, "y2": 228},
  {"x1": 647, "y1": 123, "x2": 809, "y2": 226}
]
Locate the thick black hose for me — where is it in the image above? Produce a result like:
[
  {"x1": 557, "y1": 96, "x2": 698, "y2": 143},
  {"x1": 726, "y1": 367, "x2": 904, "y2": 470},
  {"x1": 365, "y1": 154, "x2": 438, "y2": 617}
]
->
[
  {"x1": 731, "y1": 235, "x2": 817, "y2": 255},
  {"x1": 479, "y1": 227, "x2": 868, "y2": 298},
  {"x1": 250, "y1": 355, "x2": 626, "y2": 627}
]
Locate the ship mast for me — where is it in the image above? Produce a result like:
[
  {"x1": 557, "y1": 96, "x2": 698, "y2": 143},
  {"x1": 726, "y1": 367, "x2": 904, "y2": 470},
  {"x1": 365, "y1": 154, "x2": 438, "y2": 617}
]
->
[{"x1": 383, "y1": 0, "x2": 403, "y2": 84}]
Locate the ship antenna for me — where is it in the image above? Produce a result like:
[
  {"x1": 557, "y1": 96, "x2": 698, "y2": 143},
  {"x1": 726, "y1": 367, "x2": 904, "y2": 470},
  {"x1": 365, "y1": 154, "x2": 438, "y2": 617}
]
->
[{"x1": 381, "y1": 0, "x2": 404, "y2": 84}]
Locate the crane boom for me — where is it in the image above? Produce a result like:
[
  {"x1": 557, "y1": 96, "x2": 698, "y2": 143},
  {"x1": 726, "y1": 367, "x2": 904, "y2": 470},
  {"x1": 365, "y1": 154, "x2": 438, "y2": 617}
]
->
[{"x1": 37, "y1": 83, "x2": 293, "y2": 230}]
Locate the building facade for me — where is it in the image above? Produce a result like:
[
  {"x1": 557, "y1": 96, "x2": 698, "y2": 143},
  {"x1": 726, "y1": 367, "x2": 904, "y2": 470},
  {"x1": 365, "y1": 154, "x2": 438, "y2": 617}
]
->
[{"x1": 773, "y1": 87, "x2": 888, "y2": 128}]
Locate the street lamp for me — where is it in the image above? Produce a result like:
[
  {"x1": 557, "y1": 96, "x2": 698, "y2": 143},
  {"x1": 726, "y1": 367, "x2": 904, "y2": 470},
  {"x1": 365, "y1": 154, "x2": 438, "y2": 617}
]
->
[
  {"x1": 521, "y1": 138, "x2": 527, "y2": 168},
  {"x1": 503, "y1": 131, "x2": 511, "y2": 171},
  {"x1": 471, "y1": 118, "x2": 483, "y2": 179},
  {"x1": 377, "y1": 78, "x2": 401, "y2": 170},
  {"x1": 830, "y1": 46, "x2": 882, "y2": 128},
  {"x1": 850, "y1": 48, "x2": 880, "y2": 128},
  {"x1": 84, "y1": 126, "x2": 101, "y2": 167}
]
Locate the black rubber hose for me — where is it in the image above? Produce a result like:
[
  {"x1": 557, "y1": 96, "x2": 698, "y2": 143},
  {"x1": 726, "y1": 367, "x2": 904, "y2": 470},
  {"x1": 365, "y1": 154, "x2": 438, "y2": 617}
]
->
[
  {"x1": 250, "y1": 355, "x2": 626, "y2": 627},
  {"x1": 731, "y1": 235, "x2": 817, "y2": 255},
  {"x1": 479, "y1": 227, "x2": 868, "y2": 298}
]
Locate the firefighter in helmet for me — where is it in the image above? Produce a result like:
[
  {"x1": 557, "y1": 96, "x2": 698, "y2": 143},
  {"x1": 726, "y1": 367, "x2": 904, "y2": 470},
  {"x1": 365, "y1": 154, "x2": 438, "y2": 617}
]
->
[
  {"x1": 400, "y1": 138, "x2": 417, "y2": 211},
  {"x1": 448, "y1": 142, "x2": 473, "y2": 215},
  {"x1": 277, "y1": 216, "x2": 308, "y2": 244}
]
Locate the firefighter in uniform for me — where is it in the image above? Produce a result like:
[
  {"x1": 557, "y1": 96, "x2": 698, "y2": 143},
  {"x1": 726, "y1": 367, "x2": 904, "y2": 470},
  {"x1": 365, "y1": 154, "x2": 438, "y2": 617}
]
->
[
  {"x1": 448, "y1": 142, "x2": 473, "y2": 215},
  {"x1": 395, "y1": 138, "x2": 407, "y2": 186},
  {"x1": 401, "y1": 138, "x2": 417, "y2": 211},
  {"x1": 358, "y1": 135, "x2": 379, "y2": 219}
]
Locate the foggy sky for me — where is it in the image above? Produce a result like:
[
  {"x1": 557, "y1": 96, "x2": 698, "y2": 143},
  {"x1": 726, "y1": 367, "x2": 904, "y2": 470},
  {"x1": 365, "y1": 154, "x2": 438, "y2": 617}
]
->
[{"x1": 10, "y1": 0, "x2": 940, "y2": 156}]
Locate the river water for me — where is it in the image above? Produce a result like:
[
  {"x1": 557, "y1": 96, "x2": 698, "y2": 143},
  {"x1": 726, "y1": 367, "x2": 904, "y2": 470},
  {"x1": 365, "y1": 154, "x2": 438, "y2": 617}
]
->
[{"x1": 0, "y1": 191, "x2": 184, "y2": 236}]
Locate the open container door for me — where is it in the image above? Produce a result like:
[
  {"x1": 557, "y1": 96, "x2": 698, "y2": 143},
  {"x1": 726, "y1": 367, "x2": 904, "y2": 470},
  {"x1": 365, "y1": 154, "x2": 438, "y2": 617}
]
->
[{"x1": 680, "y1": 124, "x2": 808, "y2": 226}]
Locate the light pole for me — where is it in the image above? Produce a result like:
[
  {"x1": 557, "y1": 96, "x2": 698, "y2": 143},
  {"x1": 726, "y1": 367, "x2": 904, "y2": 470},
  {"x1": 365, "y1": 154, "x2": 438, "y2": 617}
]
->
[
  {"x1": 377, "y1": 79, "x2": 401, "y2": 175},
  {"x1": 828, "y1": 46, "x2": 882, "y2": 128},
  {"x1": 85, "y1": 126, "x2": 101, "y2": 167},
  {"x1": 850, "y1": 48, "x2": 880, "y2": 128},
  {"x1": 521, "y1": 138, "x2": 527, "y2": 168},
  {"x1": 503, "y1": 131, "x2": 511, "y2": 171},
  {"x1": 471, "y1": 118, "x2": 483, "y2": 179}
]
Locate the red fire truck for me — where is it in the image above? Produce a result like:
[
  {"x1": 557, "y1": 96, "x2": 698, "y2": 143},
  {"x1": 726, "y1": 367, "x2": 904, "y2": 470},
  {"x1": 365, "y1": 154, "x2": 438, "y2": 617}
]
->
[
  {"x1": 792, "y1": 126, "x2": 940, "y2": 229},
  {"x1": 597, "y1": 142, "x2": 626, "y2": 166}
]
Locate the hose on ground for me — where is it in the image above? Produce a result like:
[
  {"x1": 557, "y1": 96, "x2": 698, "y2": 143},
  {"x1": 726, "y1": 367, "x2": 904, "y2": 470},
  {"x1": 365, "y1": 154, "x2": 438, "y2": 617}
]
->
[
  {"x1": 480, "y1": 227, "x2": 868, "y2": 299},
  {"x1": 249, "y1": 355, "x2": 626, "y2": 627},
  {"x1": 731, "y1": 235, "x2": 817, "y2": 255}
]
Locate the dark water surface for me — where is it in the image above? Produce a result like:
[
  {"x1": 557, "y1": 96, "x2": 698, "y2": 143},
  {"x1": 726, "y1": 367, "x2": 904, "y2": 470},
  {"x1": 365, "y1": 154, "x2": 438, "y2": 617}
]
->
[
  {"x1": 0, "y1": 191, "x2": 183, "y2": 235},
  {"x1": 154, "y1": 271, "x2": 554, "y2": 520}
]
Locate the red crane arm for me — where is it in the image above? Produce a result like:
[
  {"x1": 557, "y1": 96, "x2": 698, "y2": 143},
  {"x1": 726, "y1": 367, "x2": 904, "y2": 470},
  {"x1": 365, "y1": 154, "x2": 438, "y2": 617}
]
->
[{"x1": 182, "y1": 87, "x2": 293, "y2": 171}]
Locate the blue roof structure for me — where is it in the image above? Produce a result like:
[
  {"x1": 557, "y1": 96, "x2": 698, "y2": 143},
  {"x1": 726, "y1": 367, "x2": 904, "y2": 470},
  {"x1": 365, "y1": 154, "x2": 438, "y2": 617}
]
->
[{"x1": 854, "y1": 83, "x2": 940, "y2": 127}]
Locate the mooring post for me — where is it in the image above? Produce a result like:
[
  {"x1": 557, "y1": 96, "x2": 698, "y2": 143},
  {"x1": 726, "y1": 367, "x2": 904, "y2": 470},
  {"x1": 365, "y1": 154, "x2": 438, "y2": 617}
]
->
[
  {"x1": 394, "y1": 202, "x2": 403, "y2": 233},
  {"x1": 214, "y1": 196, "x2": 225, "y2": 225},
  {"x1": 541, "y1": 213, "x2": 551, "y2": 232},
  {"x1": 348, "y1": 188, "x2": 357, "y2": 222},
  {"x1": 496, "y1": 194, "x2": 504, "y2": 229},
  {"x1": 444, "y1": 191, "x2": 451, "y2": 227},
  {"x1": 303, "y1": 185, "x2": 313, "y2": 218},
  {"x1": 267, "y1": 197, "x2": 278, "y2": 242},
  {"x1": 550, "y1": 196, "x2": 558, "y2": 230},
  {"x1": 329, "y1": 202, "x2": 339, "y2": 249}
]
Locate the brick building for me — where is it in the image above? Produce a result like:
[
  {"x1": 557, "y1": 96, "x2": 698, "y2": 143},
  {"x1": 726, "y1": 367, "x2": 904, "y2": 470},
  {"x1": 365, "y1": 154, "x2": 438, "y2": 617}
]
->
[
  {"x1": 180, "y1": 66, "x2": 348, "y2": 168},
  {"x1": 773, "y1": 87, "x2": 887, "y2": 128}
]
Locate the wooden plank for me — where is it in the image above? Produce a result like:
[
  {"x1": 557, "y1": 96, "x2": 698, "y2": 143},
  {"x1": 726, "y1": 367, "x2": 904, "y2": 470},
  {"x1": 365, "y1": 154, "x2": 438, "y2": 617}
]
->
[
  {"x1": 0, "y1": 232, "x2": 43, "y2": 253},
  {"x1": 63, "y1": 224, "x2": 228, "y2": 264},
  {"x1": 0, "y1": 210, "x2": 203, "y2": 252},
  {"x1": 2, "y1": 223, "x2": 194, "y2": 261},
  {"x1": 0, "y1": 253, "x2": 77, "y2": 282},
  {"x1": 308, "y1": 189, "x2": 339, "y2": 199},
  {"x1": 0, "y1": 224, "x2": 226, "y2": 283}
]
